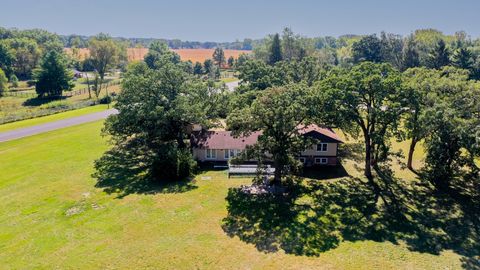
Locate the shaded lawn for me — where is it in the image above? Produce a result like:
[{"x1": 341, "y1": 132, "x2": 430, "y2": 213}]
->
[{"x1": 0, "y1": 121, "x2": 473, "y2": 269}]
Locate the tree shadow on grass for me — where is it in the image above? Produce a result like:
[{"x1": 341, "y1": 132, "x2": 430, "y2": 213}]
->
[
  {"x1": 301, "y1": 164, "x2": 349, "y2": 180},
  {"x1": 222, "y1": 170, "x2": 480, "y2": 267},
  {"x1": 92, "y1": 146, "x2": 197, "y2": 199},
  {"x1": 22, "y1": 96, "x2": 66, "y2": 106}
]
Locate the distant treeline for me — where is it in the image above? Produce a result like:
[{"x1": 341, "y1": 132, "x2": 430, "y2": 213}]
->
[{"x1": 60, "y1": 34, "x2": 258, "y2": 50}]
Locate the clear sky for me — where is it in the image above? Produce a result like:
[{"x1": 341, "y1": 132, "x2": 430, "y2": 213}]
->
[{"x1": 1, "y1": 0, "x2": 479, "y2": 41}]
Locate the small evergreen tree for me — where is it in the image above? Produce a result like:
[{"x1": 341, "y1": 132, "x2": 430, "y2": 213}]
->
[
  {"x1": 227, "y1": 56, "x2": 235, "y2": 68},
  {"x1": 9, "y1": 74, "x2": 19, "y2": 88},
  {"x1": 33, "y1": 50, "x2": 74, "y2": 97},
  {"x1": 426, "y1": 39, "x2": 450, "y2": 69},
  {"x1": 268, "y1": 33, "x2": 283, "y2": 65},
  {"x1": 203, "y1": 59, "x2": 213, "y2": 74},
  {"x1": 193, "y1": 62, "x2": 203, "y2": 75},
  {"x1": 452, "y1": 47, "x2": 474, "y2": 70}
]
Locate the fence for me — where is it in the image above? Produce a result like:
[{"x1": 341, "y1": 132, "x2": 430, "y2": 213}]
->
[{"x1": 3, "y1": 80, "x2": 121, "y2": 99}]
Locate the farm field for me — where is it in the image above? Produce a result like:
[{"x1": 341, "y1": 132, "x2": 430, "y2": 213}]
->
[
  {"x1": 64, "y1": 48, "x2": 251, "y2": 63},
  {"x1": 0, "y1": 120, "x2": 467, "y2": 270}
]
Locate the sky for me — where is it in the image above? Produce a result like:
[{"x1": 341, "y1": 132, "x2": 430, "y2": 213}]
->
[{"x1": 1, "y1": 0, "x2": 479, "y2": 41}]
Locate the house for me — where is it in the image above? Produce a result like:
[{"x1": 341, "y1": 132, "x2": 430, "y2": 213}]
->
[{"x1": 191, "y1": 124, "x2": 342, "y2": 167}]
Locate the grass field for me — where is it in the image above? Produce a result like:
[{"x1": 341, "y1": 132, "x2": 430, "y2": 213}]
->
[
  {"x1": 0, "y1": 121, "x2": 467, "y2": 269},
  {"x1": 0, "y1": 104, "x2": 108, "y2": 132}
]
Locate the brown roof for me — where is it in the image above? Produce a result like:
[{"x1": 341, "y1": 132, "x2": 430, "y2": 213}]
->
[
  {"x1": 191, "y1": 131, "x2": 261, "y2": 150},
  {"x1": 298, "y1": 125, "x2": 343, "y2": 143},
  {"x1": 191, "y1": 124, "x2": 342, "y2": 149}
]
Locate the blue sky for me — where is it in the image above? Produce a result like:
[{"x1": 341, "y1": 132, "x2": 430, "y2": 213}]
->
[{"x1": 1, "y1": 0, "x2": 479, "y2": 41}]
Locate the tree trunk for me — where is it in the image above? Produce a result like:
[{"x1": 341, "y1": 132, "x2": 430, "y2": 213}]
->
[
  {"x1": 407, "y1": 137, "x2": 417, "y2": 172},
  {"x1": 364, "y1": 134, "x2": 373, "y2": 181},
  {"x1": 271, "y1": 159, "x2": 282, "y2": 187},
  {"x1": 85, "y1": 72, "x2": 92, "y2": 99}
]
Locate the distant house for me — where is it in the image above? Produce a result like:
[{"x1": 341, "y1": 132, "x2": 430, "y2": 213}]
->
[{"x1": 190, "y1": 124, "x2": 342, "y2": 167}]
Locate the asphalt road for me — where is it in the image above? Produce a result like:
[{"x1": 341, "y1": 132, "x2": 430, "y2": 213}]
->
[
  {"x1": 225, "y1": 80, "x2": 239, "y2": 91},
  {"x1": 0, "y1": 109, "x2": 118, "y2": 143}
]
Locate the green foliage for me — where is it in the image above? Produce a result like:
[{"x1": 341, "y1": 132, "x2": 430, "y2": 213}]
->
[
  {"x1": 9, "y1": 73, "x2": 18, "y2": 87},
  {"x1": 144, "y1": 41, "x2": 180, "y2": 69},
  {"x1": 426, "y1": 39, "x2": 450, "y2": 69},
  {"x1": 401, "y1": 35, "x2": 420, "y2": 70},
  {"x1": 227, "y1": 56, "x2": 235, "y2": 68},
  {"x1": 0, "y1": 68, "x2": 8, "y2": 96},
  {"x1": 89, "y1": 34, "x2": 120, "y2": 79},
  {"x1": 0, "y1": 41, "x2": 14, "y2": 77},
  {"x1": 33, "y1": 50, "x2": 74, "y2": 97},
  {"x1": 452, "y1": 47, "x2": 474, "y2": 70},
  {"x1": 268, "y1": 33, "x2": 282, "y2": 65},
  {"x1": 213, "y1": 47, "x2": 226, "y2": 67},
  {"x1": 102, "y1": 58, "x2": 220, "y2": 182},
  {"x1": 193, "y1": 61, "x2": 203, "y2": 75},
  {"x1": 318, "y1": 62, "x2": 405, "y2": 180},
  {"x1": 352, "y1": 35, "x2": 383, "y2": 63},
  {"x1": 227, "y1": 84, "x2": 319, "y2": 185}
]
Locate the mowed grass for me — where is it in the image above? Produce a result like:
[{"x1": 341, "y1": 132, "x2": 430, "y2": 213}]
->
[
  {"x1": 0, "y1": 121, "x2": 463, "y2": 269},
  {"x1": 0, "y1": 104, "x2": 109, "y2": 132}
]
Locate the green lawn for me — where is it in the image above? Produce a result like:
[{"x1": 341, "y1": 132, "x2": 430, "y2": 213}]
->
[
  {"x1": 0, "y1": 121, "x2": 467, "y2": 269},
  {"x1": 0, "y1": 104, "x2": 108, "y2": 132}
]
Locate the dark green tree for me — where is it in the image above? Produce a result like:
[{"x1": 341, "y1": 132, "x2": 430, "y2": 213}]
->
[
  {"x1": 0, "y1": 68, "x2": 7, "y2": 96},
  {"x1": 318, "y1": 62, "x2": 405, "y2": 188},
  {"x1": 227, "y1": 56, "x2": 235, "y2": 68},
  {"x1": 33, "y1": 50, "x2": 74, "y2": 97},
  {"x1": 193, "y1": 61, "x2": 203, "y2": 75},
  {"x1": 227, "y1": 84, "x2": 319, "y2": 187},
  {"x1": 451, "y1": 47, "x2": 474, "y2": 70},
  {"x1": 268, "y1": 33, "x2": 283, "y2": 65},
  {"x1": 144, "y1": 41, "x2": 180, "y2": 69},
  {"x1": 203, "y1": 59, "x2": 213, "y2": 75},
  {"x1": 100, "y1": 61, "x2": 220, "y2": 182},
  {"x1": 0, "y1": 42, "x2": 14, "y2": 77},
  {"x1": 401, "y1": 35, "x2": 420, "y2": 70},
  {"x1": 352, "y1": 35, "x2": 383, "y2": 63},
  {"x1": 426, "y1": 39, "x2": 450, "y2": 69}
]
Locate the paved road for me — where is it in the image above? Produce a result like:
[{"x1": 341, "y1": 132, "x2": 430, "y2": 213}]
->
[
  {"x1": 225, "y1": 80, "x2": 240, "y2": 92},
  {"x1": 0, "y1": 109, "x2": 118, "y2": 143}
]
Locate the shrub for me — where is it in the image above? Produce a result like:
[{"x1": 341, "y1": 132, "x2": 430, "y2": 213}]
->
[{"x1": 9, "y1": 74, "x2": 19, "y2": 88}]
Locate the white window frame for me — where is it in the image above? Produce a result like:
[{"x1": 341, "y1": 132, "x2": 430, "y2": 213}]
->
[
  {"x1": 206, "y1": 149, "x2": 217, "y2": 159},
  {"x1": 299, "y1": 157, "x2": 306, "y2": 164},
  {"x1": 224, "y1": 149, "x2": 229, "y2": 159},
  {"x1": 315, "y1": 157, "x2": 328, "y2": 164},
  {"x1": 316, "y1": 143, "x2": 328, "y2": 152}
]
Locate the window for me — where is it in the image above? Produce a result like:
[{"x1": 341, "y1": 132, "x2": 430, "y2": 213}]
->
[
  {"x1": 224, "y1": 149, "x2": 240, "y2": 159},
  {"x1": 224, "y1": 149, "x2": 229, "y2": 159},
  {"x1": 230, "y1": 149, "x2": 236, "y2": 158},
  {"x1": 206, "y1": 149, "x2": 217, "y2": 159},
  {"x1": 315, "y1": 158, "x2": 328, "y2": 164},
  {"x1": 299, "y1": 157, "x2": 306, "y2": 163},
  {"x1": 316, "y1": 143, "x2": 328, "y2": 152}
]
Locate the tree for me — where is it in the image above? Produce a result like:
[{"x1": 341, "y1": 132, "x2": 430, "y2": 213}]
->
[
  {"x1": 100, "y1": 60, "x2": 219, "y2": 181},
  {"x1": 193, "y1": 61, "x2": 203, "y2": 75},
  {"x1": 0, "y1": 42, "x2": 14, "y2": 77},
  {"x1": 380, "y1": 32, "x2": 403, "y2": 69},
  {"x1": 89, "y1": 34, "x2": 120, "y2": 98},
  {"x1": 426, "y1": 39, "x2": 450, "y2": 69},
  {"x1": 401, "y1": 35, "x2": 420, "y2": 70},
  {"x1": 227, "y1": 84, "x2": 318, "y2": 186},
  {"x1": 33, "y1": 50, "x2": 74, "y2": 97},
  {"x1": 318, "y1": 62, "x2": 405, "y2": 189},
  {"x1": 0, "y1": 68, "x2": 7, "y2": 96},
  {"x1": 9, "y1": 74, "x2": 18, "y2": 88},
  {"x1": 213, "y1": 47, "x2": 226, "y2": 68},
  {"x1": 227, "y1": 56, "x2": 235, "y2": 68},
  {"x1": 352, "y1": 35, "x2": 383, "y2": 63},
  {"x1": 268, "y1": 33, "x2": 283, "y2": 65},
  {"x1": 203, "y1": 59, "x2": 213, "y2": 75},
  {"x1": 452, "y1": 47, "x2": 474, "y2": 70},
  {"x1": 144, "y1": 41, "x2": 180, "y2": 69}
]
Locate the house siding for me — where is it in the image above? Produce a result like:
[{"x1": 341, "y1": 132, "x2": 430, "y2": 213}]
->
[{"x1": 300, "y1": 142, "x2": 338, "y2": 156}]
